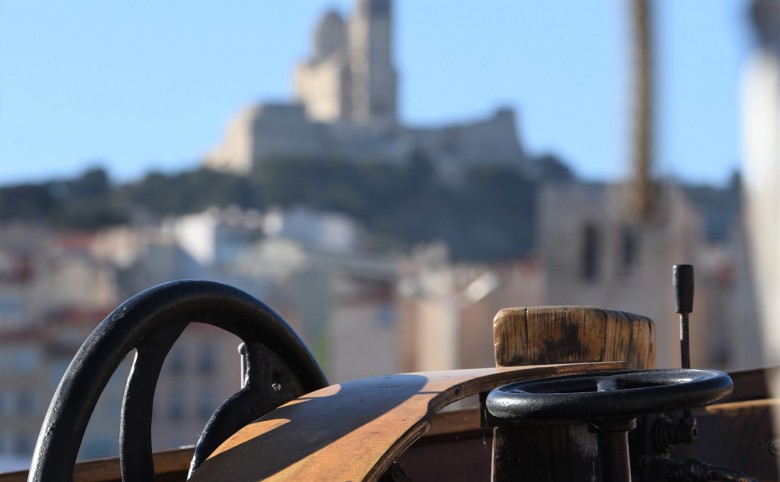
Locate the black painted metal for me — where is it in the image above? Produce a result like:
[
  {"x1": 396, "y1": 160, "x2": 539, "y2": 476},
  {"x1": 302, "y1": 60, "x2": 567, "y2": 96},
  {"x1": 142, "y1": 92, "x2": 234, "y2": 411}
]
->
[
  {"x1": 187, "y1": 341, "x2": 311, "y2": 476},
  {"x1": 485, "y1": 369, "x2": 733, "y2": 482},
  {"x1": 646, "y1": 456, "x2": 759, "y2": 482},
  {"x1": 597, "y1": 430, "x2": 631, "y2": 482},
  {"x1": 121, "y1": 318, "x2": 188, "y2": 481},
  {"x1": 28, "y1": 280, "x2": 328, "y2": 482},
  {"x1": 649, "y1": 414, "x2": 697, "y2": 455},
  {"x1": 486, "y1": 369, "x2": 732, "y2": 423},
  {"x1": 673, "y1": 264, "x2": 694, "y2": 370},
  {"x1": 673, "y1": 264, "x2": 695, "y2": 315},
  {"x1": 588, "y1": 418, "x2": 636, "y2": 482}
]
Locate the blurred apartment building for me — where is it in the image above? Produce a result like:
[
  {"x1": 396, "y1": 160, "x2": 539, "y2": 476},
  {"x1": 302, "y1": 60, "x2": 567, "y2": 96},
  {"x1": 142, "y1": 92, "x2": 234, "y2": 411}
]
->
[
  {"x1": 742, "y1": 0, "x2": 779, "y2": 415},
  {"x1": 0, "y1": 180, "x2": 756, "y2": 468},
  {"x1": 0, "y1": 207, "x2": 401, "y2": 467},
  {"x1": 0, "y1": 309, "x2": 128, "y2": 464},
  {"x1": 0, "y1": 225, "x2": 246, "y2": 469},
  {"x1": 398, "y1": 179, "x2": 758, "y2": 375}
]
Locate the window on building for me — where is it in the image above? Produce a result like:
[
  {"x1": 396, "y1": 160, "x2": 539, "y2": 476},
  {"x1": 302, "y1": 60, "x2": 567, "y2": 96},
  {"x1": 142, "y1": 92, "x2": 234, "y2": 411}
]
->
[
  {"x1": 168, "y1": 434, "x2": 187, "y2": 449},
  {"x1": 15, "y1": 347, "x2": 39, "y2": 374},
  {"x1": 377, "y1": 303, "x2": 395, "y2": 328},
  {"x1": 16, "y1": 390, "x2": 36, "y2": 416},
  {"x1": 580, "y1": 224, "x2": 600, "y2": 282},
  {"x1": 621, "y1": 225, "x2": 639, "y2": 276},
  {"x1": 13, "y1": 431, "x2": 34, "y2": 456},
  {"x1": 0, "y1": 432, "x2": 11, "y2": 454},
  {"x1": 372, "y1": 100, "x2": 387, "y2": 116},
  {"x1": 102, "y1": 396, "x2": 122, "y2": 421},
  {"x1": 82, "y1": 435, "x2": 114, "y2": 459},
  {"x1": 107, "y1": 361, "x2": 130, "y2": 387},
  {"x1": 197, "y1": 390, "x2": 214, "y2": 422},
  {"x1": 198, "y1": 343, "x2": 216, "y2": 375},
  {"x1": 168, "y1": 347, "x2": 185, "y2": 375},
  {"x1": 49, "y1": 360, "x2": 70, "y2": 387},
  {"x1": 369, "y1": 0, "x2": 390, "y2": 15},
  {"x1": 168, "y1": 389, "x2": 185, "y2": 421}
]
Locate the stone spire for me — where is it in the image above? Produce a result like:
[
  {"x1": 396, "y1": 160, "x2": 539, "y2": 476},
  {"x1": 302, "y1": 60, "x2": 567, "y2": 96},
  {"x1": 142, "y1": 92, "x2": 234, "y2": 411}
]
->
[
  {"x1": 293, "y1": 9, "x2": 351, "y2": 122},
  {"x1": 313, "y1": 10, "x2": 347, "y2": 62},
  {"x1": 348, "y1": 0, "x2": 398, "y2": 126}
]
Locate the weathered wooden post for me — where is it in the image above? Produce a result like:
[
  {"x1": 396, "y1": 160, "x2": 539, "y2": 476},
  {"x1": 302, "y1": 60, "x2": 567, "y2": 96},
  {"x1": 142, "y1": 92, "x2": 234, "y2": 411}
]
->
[{"x1": 490, "y1": 306, "x2": 655, "y2": 481}]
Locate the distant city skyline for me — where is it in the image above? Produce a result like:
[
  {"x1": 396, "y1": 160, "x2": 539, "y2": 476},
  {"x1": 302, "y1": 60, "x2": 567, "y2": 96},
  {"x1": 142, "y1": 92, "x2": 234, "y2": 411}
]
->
[{"x1": 0, "y1": 0, "x2": 752, "y2": 186}]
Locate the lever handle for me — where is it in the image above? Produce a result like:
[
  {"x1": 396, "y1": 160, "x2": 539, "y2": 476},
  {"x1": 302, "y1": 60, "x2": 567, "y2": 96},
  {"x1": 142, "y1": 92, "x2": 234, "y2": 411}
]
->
[
  {"x1": 673, "y1": 264, "x2": 694, "y2": 314},
  {"x1": 672, "y1": 264, "x2": 697, "y2": 427}
]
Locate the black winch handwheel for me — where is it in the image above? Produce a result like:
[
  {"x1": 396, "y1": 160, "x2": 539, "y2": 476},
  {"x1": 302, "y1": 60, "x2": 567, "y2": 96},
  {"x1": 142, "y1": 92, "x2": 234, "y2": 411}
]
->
[
  {"x1": 485, "y1": 369, "x2": 733, "y2": 482},
  {"x1": 486, "y1": 368, "x2": 732, "y2": 423}
]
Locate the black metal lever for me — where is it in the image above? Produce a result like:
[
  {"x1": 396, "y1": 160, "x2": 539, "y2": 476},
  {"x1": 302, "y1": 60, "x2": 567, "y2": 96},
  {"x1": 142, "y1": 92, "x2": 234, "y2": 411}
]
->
[{"x1": 673, "y1": 264, "x2": 694, "y2": 369}]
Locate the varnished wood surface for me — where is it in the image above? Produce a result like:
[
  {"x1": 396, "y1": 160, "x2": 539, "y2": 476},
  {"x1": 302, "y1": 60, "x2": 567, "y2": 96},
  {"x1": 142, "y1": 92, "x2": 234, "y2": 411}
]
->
[
  {"x1": 0, "y1": 447, "x2": 194, "y2": 482},
  {"x1": 2, "y1": 368, "x2": 775, "y2": 482},
  {"x1": 0, "y1": 410, "x2": 483, "y2": 482},
  {"x1": 675, "y1": 398, "x2": 780, "y2": 482},
  {"x1": 190, "y1": 363, "x2": 626, "y2": 482},
  {"x1": 426, "y1": 408, "x2": 482, "y2": 437},
  {"x1": 725, "y1": 366, "x2": 779, "y2": 402},
  {"x1": 397, "y1": 426, "x2": 493, "y2": 482},
  {"x1": 493, "y1": 306, "x2": 656, "y2": 369}
]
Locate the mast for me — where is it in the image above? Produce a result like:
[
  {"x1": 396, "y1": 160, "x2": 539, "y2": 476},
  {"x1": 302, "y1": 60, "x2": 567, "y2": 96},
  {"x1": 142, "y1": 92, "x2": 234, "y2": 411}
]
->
[{"x1": 630, "y1": 0, "x2": 655, "y2": 221}]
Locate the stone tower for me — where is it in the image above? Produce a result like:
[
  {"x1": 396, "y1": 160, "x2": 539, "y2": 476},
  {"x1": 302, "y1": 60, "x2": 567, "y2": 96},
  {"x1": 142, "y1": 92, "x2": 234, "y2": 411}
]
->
[
  {"x1": 314, "y1": 10, "x2": 347, "y2": 62},
  {"x1": 208, "y1": 0, "x2": 527, "y2": 173},
  {"x1": 294, "y1": 10, "x2": 351, "y2": 122},
  {"x1": 348, "y1": 0, "x2": 398, "y2": 126},
  {"x1": 294, "y1": 0, "x2": 398, "y2": 126}
]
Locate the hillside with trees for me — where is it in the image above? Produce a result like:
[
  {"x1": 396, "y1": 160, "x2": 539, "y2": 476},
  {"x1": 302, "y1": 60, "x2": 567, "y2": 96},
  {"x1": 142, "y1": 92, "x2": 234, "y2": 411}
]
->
[{"x1": 0, "y1": 155, "x2": 580, "y2": 260}]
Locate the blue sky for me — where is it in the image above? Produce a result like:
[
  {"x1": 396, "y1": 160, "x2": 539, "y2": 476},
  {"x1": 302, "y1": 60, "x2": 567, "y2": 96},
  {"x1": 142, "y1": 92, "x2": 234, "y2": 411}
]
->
[{"x1": 0, "y1": 1, "x2": 753, "y2": 186}]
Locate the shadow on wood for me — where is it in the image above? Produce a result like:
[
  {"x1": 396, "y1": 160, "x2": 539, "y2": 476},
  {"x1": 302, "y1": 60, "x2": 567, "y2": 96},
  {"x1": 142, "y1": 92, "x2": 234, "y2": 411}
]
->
[{"x1": 191, "y1": 364, "x2": 625, "y2": 481}]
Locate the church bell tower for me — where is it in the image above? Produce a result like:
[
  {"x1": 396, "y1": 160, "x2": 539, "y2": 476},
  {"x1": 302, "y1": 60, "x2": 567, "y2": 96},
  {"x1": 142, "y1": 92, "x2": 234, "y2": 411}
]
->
[{"x1": 348, "y1": 0, "x2": 398, "y2": 126}]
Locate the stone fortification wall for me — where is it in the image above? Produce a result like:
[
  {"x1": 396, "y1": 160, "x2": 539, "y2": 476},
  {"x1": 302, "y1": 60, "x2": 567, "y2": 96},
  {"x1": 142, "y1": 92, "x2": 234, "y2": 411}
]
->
[
  {"x1": 205, "y1": 104, "x2": 329, "y2": 173},
  {"x1": 406, "y1": 108, "x2": 525, "y2": 168},
  {"x1": 205, "y1": 103, "x2": 526, "y2": 173}
]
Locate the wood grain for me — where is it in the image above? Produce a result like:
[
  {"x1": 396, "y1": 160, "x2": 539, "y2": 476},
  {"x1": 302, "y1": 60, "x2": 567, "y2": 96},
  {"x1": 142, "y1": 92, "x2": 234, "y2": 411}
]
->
[
  {"x1": 425, "y1": 408, "x2": 482, "y2": 437},
  {"x1": 493, "y1": 306, "x2": 656, "y2": 368},
  {"x1": 724, "y1": 366, "x2": 779, "y2": 402},
  {"x1": 674, "y1": 398, "x2": 780, "y2": 482},
  {"x1": 189, "y1": 363, "x2": 626, "y2": 482},
  {"x1": 0, "y1": 447, "x2": 194, "y2": 482},
  {"x1": 491, "y1": 306, "x2": 656, "y2": 481}
]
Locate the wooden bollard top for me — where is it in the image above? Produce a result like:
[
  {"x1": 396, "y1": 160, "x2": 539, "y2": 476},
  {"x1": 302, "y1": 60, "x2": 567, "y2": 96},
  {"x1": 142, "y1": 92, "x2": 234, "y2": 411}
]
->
[{"x1": 494, "y1": 306, "x2": 655, "y2": 369}]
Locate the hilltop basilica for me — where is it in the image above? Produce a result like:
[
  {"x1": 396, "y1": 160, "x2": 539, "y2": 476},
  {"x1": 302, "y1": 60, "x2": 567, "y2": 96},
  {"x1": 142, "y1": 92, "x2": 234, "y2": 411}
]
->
[{"x1": 204, "y1": 0, "x2": 527, "y2": 175}]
